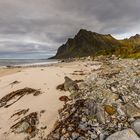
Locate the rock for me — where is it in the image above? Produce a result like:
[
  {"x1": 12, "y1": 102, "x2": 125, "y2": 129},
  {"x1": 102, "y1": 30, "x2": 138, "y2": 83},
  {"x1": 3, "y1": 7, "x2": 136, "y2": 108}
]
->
[
  {"x1": 111, "y1": 86, "x2": 117, "y2": 92},
  {"x1": 99, "y1": 133, "x2": 106, "y2": 140},
  {"x1": 11, "y1": 112, "x2": 38, "y2": 136},
  {"x1": 106, "y1": 129, "x2": 140, "y2": 140},
  {"x1": 117, "y1": 107, "x2": 125, "y2": 116},
  {"x1": 85, "y1": 99, "x2": 96, "y2": 116},
  {"x1": 87, "y1": 120, "x2": 93, "y2": 126},
  {"x1": 56, "y1": 83, "x2": 65, "y2": 90},
  {"x1": 59, "y1": 96, "x2": 70, "y2": 102},
  {"x1": 88, "y1": 131, "x2": 98, "y2": 139},
  {"x1": 91, "y1": 133, "x2": 98, "y2": 139},
  {"x1": 77, "y1": 136, "x2": 86, "y2": 140},
  {"x1": 124, "y1": 103, "x2": 140, "y2": 118},
  {"x1": 72, "y1": 132, "x2": 79, "y2": 139},
  {"x1": 14, "y1": 121, "x2": 30, "y2": 133},
  {"x1": 104, "y1": 105, "x2": 117, "y2": 115},
  {"x1": 79, "y1": 123, "x2": 87, "y2": 131},
  {"x1": 60, "y1": 133, "x2": 70, "y2": 140},
  {"x1": 81, "y1": 117, "x2": 87, "y2": 123},
  {"x1": 131, "y1": 119, "x2": 140, "y2": 136},
  {"x1": 64, "y1": 76, "x2": 79, "y2": 92},
  {"x1": 61, "y1": 128, "x2": 66, "y2": 134},
  {"x1": 96, "y1": 104, "x2": 105, "y2": 124},
  {"x1": 47, "y1": 132, "x2": 60, "y2": 140}
]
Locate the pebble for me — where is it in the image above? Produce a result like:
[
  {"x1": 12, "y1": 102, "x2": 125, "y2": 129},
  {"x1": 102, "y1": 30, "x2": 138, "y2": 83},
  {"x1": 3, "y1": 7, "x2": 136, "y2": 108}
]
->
[{"x1": 72, "y1": 132, "x2": 79, "y2": 139}]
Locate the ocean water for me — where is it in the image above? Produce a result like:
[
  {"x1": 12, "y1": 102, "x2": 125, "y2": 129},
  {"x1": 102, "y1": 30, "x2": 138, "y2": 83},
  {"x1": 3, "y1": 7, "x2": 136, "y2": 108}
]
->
[
  {"x1": 0, "y1": 59, "x2": 58, "y2": 67},
  {"x1": 0, "y1": 51, "x2": 58, "y2": 67}
]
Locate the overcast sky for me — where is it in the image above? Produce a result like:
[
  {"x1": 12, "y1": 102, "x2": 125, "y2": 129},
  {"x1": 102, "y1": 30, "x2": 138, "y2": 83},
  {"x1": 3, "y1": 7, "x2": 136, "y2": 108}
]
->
[{"x1": 0, "y1": 0, "x2": 140, "y2": 55}]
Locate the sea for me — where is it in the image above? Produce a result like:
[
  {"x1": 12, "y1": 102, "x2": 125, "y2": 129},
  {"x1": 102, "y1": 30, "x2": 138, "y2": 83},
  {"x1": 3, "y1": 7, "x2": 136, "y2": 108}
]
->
[{"x1": 0, "y1": 51, "x2": 58, "y2": 67}]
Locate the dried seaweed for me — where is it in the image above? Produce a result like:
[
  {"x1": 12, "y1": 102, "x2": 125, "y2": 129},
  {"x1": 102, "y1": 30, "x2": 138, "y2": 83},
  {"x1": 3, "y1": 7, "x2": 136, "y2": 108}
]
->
[{"x1": 0, "y1": 88, "x2": 42, "y2": 108}]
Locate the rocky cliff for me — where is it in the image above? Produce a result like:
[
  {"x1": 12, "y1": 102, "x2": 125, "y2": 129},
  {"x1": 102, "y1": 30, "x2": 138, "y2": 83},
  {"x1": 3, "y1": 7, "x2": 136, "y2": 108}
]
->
[{"x1": 52, "y1": 29, "x2": 140, "y2": 59}]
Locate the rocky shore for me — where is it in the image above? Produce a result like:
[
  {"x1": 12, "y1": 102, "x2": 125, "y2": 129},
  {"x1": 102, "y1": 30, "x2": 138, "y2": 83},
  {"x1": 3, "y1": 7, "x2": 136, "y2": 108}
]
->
[
  {"x1": 0, "y1": 56, "x2": 139, "y2": 140},
  {"x1": 47, "y1": 56, "x2": 140, "y2": 140}
]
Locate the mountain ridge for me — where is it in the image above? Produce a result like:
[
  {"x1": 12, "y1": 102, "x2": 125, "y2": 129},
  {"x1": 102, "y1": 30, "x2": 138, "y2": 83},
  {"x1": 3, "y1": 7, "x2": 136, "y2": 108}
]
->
[{"x1": 52, "y1": 29, "x2": 140, "y2": 59}]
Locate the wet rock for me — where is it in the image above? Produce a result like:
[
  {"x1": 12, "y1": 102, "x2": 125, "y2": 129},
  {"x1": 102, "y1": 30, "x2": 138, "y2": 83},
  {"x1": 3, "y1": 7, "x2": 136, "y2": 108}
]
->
[{"x1": 106, "y1": 129, "x2": 140, "y2": 140}]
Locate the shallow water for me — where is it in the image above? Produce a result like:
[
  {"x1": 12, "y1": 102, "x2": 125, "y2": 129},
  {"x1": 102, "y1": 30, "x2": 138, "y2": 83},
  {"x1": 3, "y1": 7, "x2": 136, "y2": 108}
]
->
[{"x1": 0, "y1": 59, "x2": 58, "y2": 67}]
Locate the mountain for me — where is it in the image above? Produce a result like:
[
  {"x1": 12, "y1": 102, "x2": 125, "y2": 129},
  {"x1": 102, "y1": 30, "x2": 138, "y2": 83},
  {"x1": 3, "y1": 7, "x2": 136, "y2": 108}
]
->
[
  {"x1": 116, "y1": 34, "x2": 140, "y2": 58},
  {"x1": 52, "y1": 29, "x2": 140, "y2": 59}
]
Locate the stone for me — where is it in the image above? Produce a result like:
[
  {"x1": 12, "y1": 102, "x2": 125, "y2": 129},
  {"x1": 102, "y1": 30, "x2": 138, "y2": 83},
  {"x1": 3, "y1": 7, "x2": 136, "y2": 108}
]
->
[
  {"x1": 104, "y1": 105, "x2": 116, "y2": 115},
  {"x1": 91, "y1": 133, "x2": 98, "y2": 139},
  {"x1": 99, "y1": 133, "x2": 106, "y2": 140},
  {"x1": 64, "y1": 76, "x2": 79, "y2": 92},
  {"x1": 124, "y1": 103, "x2": 140, "y2": 118},
  {"x1": 88, "y1": 131, "x2": 97, "y2": 139},
  {"x1": 96, "y1": 104, "x2": 105, "y2": 124},
  {"x1": 60, "y1": 133, "x2": 70, "y2": 140},
  {"x1": 117, "y1": 107, "x2": 125, "y2": 116},
  {"x1": 61, "y1": 128, "x2": 66, "y2": 134},
  {"x1": 67, "y1": 126, "x2": 73, "y2": 131},
  {"x1": 87, "y1": 120, "x2": 93, "y2": 126},
  {"x1": 79, "y1": 123, "x2": 87, "y2": 131},
  {"x1": 11, "y1": 112, "x2": 38, "y2": 136},
  {"x1": 106, "y1": 129, "x2": 140, "y2": 140},
  {"x1": 52, "y1": 133, "x2": 60, "y2": 139},
  {"x1": 81, "y1": 117, "x2": 87, "y2": 123},
  {"x1": 59, "y1": 96, "x2": 70, "y2": 102},
  {"x1": 131, "y1": 119, "x2": 140, "y2": 136},
  {"x1": 72, "y1": 132, "x2": 79, "y2": 139},
  {"x1": 77, "y1": 136, "x2": 86, "y2": 140},
  {"x1": 111, "y1": 86, "x2": 117, "y2": 92},
  {"x1": 14, "y1": 121, "x2": 30, "y2": 133}
]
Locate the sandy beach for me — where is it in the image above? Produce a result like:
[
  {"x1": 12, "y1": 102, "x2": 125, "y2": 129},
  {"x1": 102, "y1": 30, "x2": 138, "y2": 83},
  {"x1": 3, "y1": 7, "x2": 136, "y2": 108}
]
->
[{"x1": 0, "y1": 61, "x2": 88, "y2": 140}]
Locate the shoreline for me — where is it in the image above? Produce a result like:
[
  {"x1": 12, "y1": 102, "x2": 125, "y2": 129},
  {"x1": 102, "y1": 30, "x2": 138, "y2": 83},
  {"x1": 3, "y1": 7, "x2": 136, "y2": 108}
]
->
[
  {"x1": 0, "y1": 60, "x2": 60, "y2": 78},
  {"x1": 0, "y1": 58, "x2": 59, "y2": 68}
]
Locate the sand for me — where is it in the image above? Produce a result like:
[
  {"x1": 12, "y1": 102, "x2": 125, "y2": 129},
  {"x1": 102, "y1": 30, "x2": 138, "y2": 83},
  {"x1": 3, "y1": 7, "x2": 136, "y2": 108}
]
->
[
  {"x1": 0, "y1": 68, "x2": 23, "y2": 77},
  {"x1": 0, "y1": 61, "x2": 88, "y2": 140}
]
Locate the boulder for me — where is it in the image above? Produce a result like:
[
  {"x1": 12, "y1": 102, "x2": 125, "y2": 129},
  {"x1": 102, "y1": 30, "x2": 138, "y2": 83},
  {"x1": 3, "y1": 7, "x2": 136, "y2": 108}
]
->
[
  {"x1": 131, "y1": 119, "x2": 140, "y2": 136},
  {"x1": 64, "y1": 76, "x2": 79, "y2": 92},
  {"x1": 106, "y1": 129, "x2": 140, "y2": 140}
]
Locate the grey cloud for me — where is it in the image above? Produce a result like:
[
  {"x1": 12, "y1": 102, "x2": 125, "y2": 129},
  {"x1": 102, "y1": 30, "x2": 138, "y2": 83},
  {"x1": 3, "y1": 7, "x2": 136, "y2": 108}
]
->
[{"x1": 0, "y1": 0, "x2": 140, "y2": 54}]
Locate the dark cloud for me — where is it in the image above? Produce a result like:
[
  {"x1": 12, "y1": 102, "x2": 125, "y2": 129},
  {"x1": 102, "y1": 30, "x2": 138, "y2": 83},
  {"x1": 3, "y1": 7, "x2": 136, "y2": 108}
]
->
[{"x1": 0, "y1": 0, "x2": 140, "y2": 54}]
